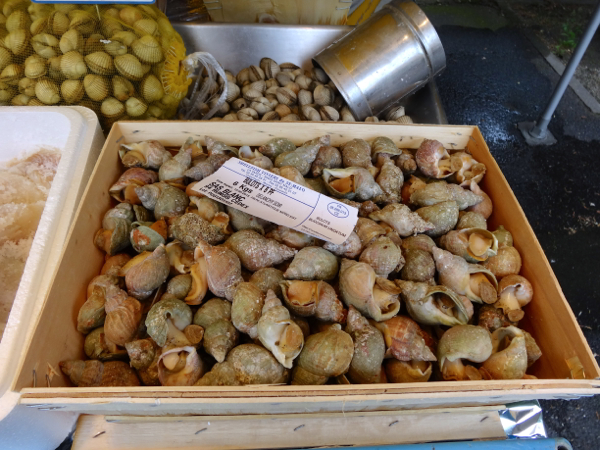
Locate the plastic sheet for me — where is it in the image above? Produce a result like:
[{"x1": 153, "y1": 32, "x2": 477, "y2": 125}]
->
[{"x1": 499, "y1": 401, "x2": 547, "y2": 439}]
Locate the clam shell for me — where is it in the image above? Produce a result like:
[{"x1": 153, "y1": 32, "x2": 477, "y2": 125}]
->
[
  {"x1": 60, "y1": 50, "x2": 87, "y2": 79},
  {"x1": 276, "y1": 87, "x2": 296, "y2": 106},
  {"x1": 34, "y1": 77, "x2": 60, "y2": 104},
  {"x1": 18, "y1": 77, "x2": 36, "y2": 96},
  {"x1": 69, "y1": 10, "x2": 97, "y2": 36},
  {"x1": 61, "y1": 79, "x2": 84, "y2": 104},
  {"x1": 10, "y1": 93, "x2": 29, "y2": 105},
  {"x1": 138, "y1": 5, "x2": 159, "y2": 19},
  {"x1": 101, "y1": 97, "x2": 125, "y2": 119},
  {"x1": 133, "y1": 18, "x2": 159, "y2": 37},
  {"x1": 27, "y1": 98, "x2": 44, "y2": 106},
  {"x1": 5, "y1": 29, "x2": 30, "y2": 56},
  {"x1": 119, "y1": 6, "x2": 143, "y2": 26},
  {"x1": 131, "y1": 35, "x2": 163, "y2": 64},
  {"x1": 47, "y1": 11, "x2": 69, "y2": 35},
  {"x1": 101, "y1": 18, "x2": 123, "y2": 38},
  {"x1": 320, "y1": 105, "x2": 339, "y2": 121},
  {"x1": 83, "y1": 74, "x2": 110, "y2": 101},
  {"x1": 139, "y1": 74, "x2": 163, "y2": 103},
  {"x1": 112, "y1": 75, "x2": 135, "y2": 102},
  {"x1": 114, "y1": 54, "x2": 144, "y2": 81},
  {"x1": 85, "y1": 51, "x2": 115, "y2": 75},
  {"x1": 24, "y1": 55, "x2": 47, "y2": 79},
  {"x1": 125, "y1": 97, "x2": 148, "y2": 117},
  {"x1": 104, "y1": 40, "x2": 128, "y2": 57},
  {"x1": 111, "y1": 31, "x2": 137, "y2": 47},
  {"x1": 6, "y1": 10, "x2": 30, "y2": 33},
  {"x1": 59, "y1": 29, "x2": 84, "y2": 54},
  {"x1": 0, "y1": 48, "x2": 12, "y2": 72},
  {"x1": 313, "y1": 84, "x2": 333, "y2": 106},
  {"x1": 83, "y1": 34, "x2": 104, "y2": 55},
  {"x1": 260, "y1": 57, "x2": 280, "y2": 79}
]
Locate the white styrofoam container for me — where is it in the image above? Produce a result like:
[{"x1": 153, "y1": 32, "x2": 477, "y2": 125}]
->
[{"x1": 0, "y1": 107, "x2": 104, "y2": 448}]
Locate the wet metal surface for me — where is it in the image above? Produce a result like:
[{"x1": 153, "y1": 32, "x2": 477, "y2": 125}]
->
[{"x1": 434, "y1": 24, "x2": 600, "y2": 449}]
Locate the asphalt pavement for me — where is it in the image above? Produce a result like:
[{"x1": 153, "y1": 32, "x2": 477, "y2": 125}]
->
[{"x1": 426, "y1": 4, "x2": 600, "y2": 448}]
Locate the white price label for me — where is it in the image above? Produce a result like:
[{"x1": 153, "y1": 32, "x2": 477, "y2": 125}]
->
[{"x1": 190, "y1": 158, "x2": 358, "y2": 245}]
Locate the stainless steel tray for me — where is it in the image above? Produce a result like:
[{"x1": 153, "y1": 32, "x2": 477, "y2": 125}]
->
[{"x1": 172, "y1": 22, "x2": 447, "y2": 124}]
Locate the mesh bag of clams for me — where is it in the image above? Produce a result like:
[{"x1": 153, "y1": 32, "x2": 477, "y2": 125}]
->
[
  {"x1": 0, "y1": 1, "x2": 189, "y2": 129},
  {"x1": 62, "y1": 134, "x2": 543, "y2": 387},
  {"x1": 182, "y1": 57, "x2": 413, "y2": 123}
]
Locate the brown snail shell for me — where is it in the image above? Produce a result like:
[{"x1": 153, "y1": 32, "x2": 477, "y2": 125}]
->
[
  {"x1": 224, "y1": 229, "x2": 296, "y2": 272},
  {"x1": 123, "y1": 244, "x2": 171, "y2": 300},
  {"x1": 101, "y1": 254, "x2": 132, "y2": 277},
  {"x1": 400, "y1": 248, "x2": 435, "y2": 282},
  {"x1": 104, "y1": 285, "x2": 143, "y2": 346},
  {"x1": 83, "y1": 74, "x2": 110, "y2": 101},
  {"x1": 196, "y1": 239, "x2": 244, "y2": 302},
  {"x1": 158, "y1": 346, "x2": 204, "y2": 386},
  {"x1": 59, "y1": 360, "x2": 139, "y2": 387},
  {"x1": 345, "y1": 306, "x2": 386, "y2": 384},
  {"x1": 339, "y1": 259, "x2": 400, "y2": 322},
  {"x1": 481, "y1": 246, "x2": 522, "y2": 279},
  {"x1": 196, "y1": 344, "x2": 289, "y2": 386},
  {"x1": 433, "y1": 247, "x2": 498, "y2": 304},
  {"x1": 415, "y1": 139, "x2": 454, "y2": 179},
  {"x1": 480, "y1": 326, "x2": 527, "y2": 380},
  {"x1": 257, "y1": 290, "x2": 304, "y2": 369},
  {"x1": 231, "y1": 282, "x2": 265, "y2": 339},
  {"x1": 293, "y1": 324, "x2": 353, "y2": 384},
  {"x1": 322, "y1": 231, "x2": 363, "y2": 259},
  {"x1": 437, "y1": 324, "x2": 492, "y2": 381},
  {"x1": 359, "y1": 236, "x2": 404, "y2": 278},
  {"x1": 145, "y1": 297, "x2": 193, "y2": 347},
  {"x1": 494, "y1": 274, "x2": 533, "y2": 322},
  {"x1": 385, "y1": 359, "x2": 432, "y2": 383},
  {"x1": 376, "y1": 316, "x2": 437, "y2": 362},
  {"x1": 84, "y1": 327, "x2": 128, "y2": 362},
  {"x1": 416, "y1": 201, "x2": 460, "y2": 238},
  {"x1": 369, "y1": 203, "x2": 433, "y2": 237},
  {"x1": 280, "y1": 280, "x2": 345, "y2": 323},
  {"x1": 284, "y1": 247, "x2": 338, "y2": 281}
]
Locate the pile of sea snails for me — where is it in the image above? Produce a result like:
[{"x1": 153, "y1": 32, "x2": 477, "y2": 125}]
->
[
  {"x1": 60, "y1": 135, "x2": 542, "y2": 387},
  {"x1": 185, "y1": 57, "x2": 413, "y2": 123}
]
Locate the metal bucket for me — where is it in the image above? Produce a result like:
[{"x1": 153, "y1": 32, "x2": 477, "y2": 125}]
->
[{"x1": 313, "y1": 1, "x2": 445, "y2": 120}]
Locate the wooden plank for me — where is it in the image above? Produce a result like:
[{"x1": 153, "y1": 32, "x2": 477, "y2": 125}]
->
[
  {"x1": 12, "y1": 122, "x2": 600, "y2": 414},
  {"x1": 19, "y1": 378, "x2": 600, "y2": 398},
  {"x1": 71, "y1": 408, "x2": 506, "y2": 449},
  {"x1": 20, "y1": 389, "x2": 593, "y2": 416},
  {"x1": 114, "y1": 121, "x2": 474, "y2": 149}
]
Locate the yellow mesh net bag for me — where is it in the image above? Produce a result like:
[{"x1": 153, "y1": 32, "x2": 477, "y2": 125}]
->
[{"x1": 0, "y1": 1, "x2": 191, "y2": 130}]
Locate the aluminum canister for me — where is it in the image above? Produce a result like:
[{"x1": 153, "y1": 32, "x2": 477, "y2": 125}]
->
[{"x1": 313, "y1": 1, "x2": 445, "y2": 120}]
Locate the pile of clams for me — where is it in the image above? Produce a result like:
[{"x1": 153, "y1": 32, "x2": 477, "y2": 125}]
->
[
  {"x1": 61, "y1": 134, "x2": 541, "y2": 387},
  {"x1": 184, "y1": 57, "x2": 412, "y2": 124}
]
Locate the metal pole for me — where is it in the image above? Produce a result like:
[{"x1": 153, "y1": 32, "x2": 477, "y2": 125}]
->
[{"x1": 530, "y1": 1, "x2": 600, "y2": 138}]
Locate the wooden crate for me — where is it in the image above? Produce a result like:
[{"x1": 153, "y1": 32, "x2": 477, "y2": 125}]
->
[{"x1": 14, "y1": 122, "x2": 600, "y2": 416}]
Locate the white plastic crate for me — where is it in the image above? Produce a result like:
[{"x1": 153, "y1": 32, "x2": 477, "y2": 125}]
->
[{"x1": 0, "y1": 106, "x2": 104, "y2": 449}]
